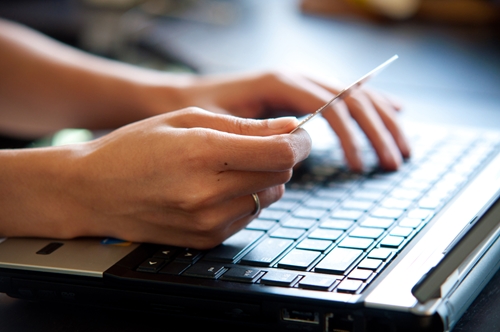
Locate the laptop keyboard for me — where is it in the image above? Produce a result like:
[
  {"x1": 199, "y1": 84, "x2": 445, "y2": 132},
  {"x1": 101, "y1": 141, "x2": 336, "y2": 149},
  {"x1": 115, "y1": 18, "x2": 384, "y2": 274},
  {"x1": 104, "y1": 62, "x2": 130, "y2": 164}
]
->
[{"x1": 135, "y1": 127, "x2": 500, "y2": 294}]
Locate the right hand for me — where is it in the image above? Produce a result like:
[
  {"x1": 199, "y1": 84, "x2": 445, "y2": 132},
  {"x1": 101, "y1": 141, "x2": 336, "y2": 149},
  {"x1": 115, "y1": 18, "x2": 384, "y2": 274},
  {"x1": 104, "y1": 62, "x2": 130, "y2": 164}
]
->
[{"x1": 65, "y1": 108, "x2": 311, "y2": 249}]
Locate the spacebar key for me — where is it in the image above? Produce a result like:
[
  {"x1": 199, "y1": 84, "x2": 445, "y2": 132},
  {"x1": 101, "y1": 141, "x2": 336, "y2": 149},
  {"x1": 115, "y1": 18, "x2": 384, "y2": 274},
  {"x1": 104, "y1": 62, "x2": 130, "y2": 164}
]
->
[
  {"x1": 315, "y1": 247, "x2": 363, "y2": 274},
  {"x1": 240, "y1": 238, "x2": 294, "y2": 266}
]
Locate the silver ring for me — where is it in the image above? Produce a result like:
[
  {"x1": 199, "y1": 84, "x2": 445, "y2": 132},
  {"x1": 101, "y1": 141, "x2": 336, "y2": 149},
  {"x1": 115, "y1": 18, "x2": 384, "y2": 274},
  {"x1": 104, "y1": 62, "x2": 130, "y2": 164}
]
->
[{"x1": 251, "y1": 193, "x2": 261, "y2": 216}]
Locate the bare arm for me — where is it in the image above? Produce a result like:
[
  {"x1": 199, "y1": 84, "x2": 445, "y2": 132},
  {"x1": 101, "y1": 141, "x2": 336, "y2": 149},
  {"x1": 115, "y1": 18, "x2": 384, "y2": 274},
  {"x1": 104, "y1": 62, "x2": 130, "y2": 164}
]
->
[{"x1": 0, "y1": 19, "x2": 183, "y2": 137}]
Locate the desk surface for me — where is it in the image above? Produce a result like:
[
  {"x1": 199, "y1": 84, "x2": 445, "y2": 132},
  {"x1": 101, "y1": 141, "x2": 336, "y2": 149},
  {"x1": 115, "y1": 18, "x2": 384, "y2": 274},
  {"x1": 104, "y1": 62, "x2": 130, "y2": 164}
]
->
[
  {"x1": 141, "y1": 0, "x2": 500, "y2": 127},
  {"x1": 0, "y1": 0, "x2": 499, "y2": 331}
]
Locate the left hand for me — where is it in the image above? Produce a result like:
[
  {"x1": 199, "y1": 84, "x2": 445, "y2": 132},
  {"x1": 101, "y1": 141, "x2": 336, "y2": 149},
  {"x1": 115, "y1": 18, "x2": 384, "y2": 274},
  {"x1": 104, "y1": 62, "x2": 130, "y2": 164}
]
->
[{"x1": 148, "y1": 71, "x2": 411, "y2": 172}]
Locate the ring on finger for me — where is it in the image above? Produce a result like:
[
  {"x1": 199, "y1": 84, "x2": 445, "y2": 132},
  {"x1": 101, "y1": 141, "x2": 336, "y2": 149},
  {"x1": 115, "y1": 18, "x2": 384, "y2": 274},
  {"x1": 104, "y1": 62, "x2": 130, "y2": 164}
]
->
[{"x1": 251, "y1": 193, "x2": 261, "y2": 216}]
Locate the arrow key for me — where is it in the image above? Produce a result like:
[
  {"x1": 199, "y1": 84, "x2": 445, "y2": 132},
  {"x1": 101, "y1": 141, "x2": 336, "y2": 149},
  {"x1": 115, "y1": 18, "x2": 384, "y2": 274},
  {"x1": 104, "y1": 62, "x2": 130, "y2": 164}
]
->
[{"x1": 137, "y1": 258, "x2": 166, "y2": 273}]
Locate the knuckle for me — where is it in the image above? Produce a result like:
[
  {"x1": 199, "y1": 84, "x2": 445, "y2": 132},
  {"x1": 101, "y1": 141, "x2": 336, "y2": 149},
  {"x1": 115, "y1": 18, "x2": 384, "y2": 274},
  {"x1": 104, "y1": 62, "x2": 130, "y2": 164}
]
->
[
  {"x1": 183, "y1": 106, "x2": 207, "y2": 115},
  {"x1": 273, "y1": 184, "x2": 286, "y2": 201},
  {"x1": 228, "y1": 116, "x2": 252, "y2": 135},
  {"x1": 191, "y1": 217, "x2": 218, "y2": 235},
  {"x1": 177, "y1": 189, "x2": 215, "y2": 213},
  {"x1": 261, "y1": 185, "x2": 285, "y2": 209},
  {"x1": 260, "y1": 70, "x2": 297, "y2": 87}
]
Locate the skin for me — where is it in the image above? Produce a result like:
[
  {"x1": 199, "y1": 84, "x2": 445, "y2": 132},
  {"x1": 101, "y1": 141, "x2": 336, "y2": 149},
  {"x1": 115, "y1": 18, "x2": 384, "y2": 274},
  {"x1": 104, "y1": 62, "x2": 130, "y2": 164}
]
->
[{"x1": 0, "y1": 19, "x2": 410, "y2": 248}]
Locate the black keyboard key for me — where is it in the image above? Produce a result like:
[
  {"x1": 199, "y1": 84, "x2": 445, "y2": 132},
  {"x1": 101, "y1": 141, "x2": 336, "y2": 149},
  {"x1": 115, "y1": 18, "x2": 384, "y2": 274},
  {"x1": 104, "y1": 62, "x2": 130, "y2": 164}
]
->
[
  {"x1": 268, "y1": 200, "x2": 297, "y2": 211},
  {"x1": 299, "y1": 275, "x2": 339, "y2": 290},
  {"x1": 315, "y1": 188, "x2": 348, "y2": 200},
  {"x1": 351, "y1": 189, "x2": 385, "y2": 201},
  {"x1": 308, "y1": 229, "x2": 343, "y2": 241},
  {"x1": 282, "y1": 189, "x2": 309, "y2": 201},
  {"x1": 258, "y1": 209, "x2": 288, "y2": 221},
  {"x1": 304, "y1": 197, "x2": 337, "y2": 210},
  {"x1": 159, "y1": 261, "x2": 190, "y2": 275},
  {"x1": 348, "y1": 269, "x2": 373, "y2": 281},
  {"x1": 278, "y1": 249, "x2": 321, "y2": 270},
  {"x1": 204, "y1": 229, "x2": 264, "y2": 263},
  {"x1": 368, "y1": 248, "x2": 393, "y2": 260},
  {"x1": 297, "y1": 239, "x2": 332, "y2": 251},
  {"x1": 246, "y1": 219, "x2": 277, "y2": 231},
  {"x1": 320, "y1": 219, "x2": 353, "y2": 230},
  {"x1": 152, "y1": 248, "x2": 179, "y2": 260},
  {"x1": 380, "y1": 235, "x2": 405, "y2": 249},
  {"x1": 240, "y1": 238, "x2": 294, "y2": 266},
  {"x1": 357, "y1": 258, "x2": 383, "y2": 271},
  {"x1": 361, "y1": 178, "x2": 394, "y2": 191},
  {"x1": 400, "y1": 179, "x2": 432, "y2": 191},
  {"x1": 260, "y1": 270, "x2": 299, "y2": 287},
  {"x1": 330, "y1": 209, "x2": 365, "y2": 221},
  {"x1": 361, "y1": 217, "x2": 394, "y2": 229},
  {"x1": 281, "y1": 217, "x2": 316, "y2": 229},
  {"x1": 398, "y1": 217, "x2": 422, "y2": 228},
  {"x1": 183, "y1": 262, "x2": 226, "y2": 279},
  {"x1": 293, "y1": 207, "x2": 327, "y2": 220},
  {"x1": 390, "y1": 226, "x2": 413, "y2": 237},
  {"x1": 341, "y1": 199, "x2": 374, "y2": 211},
  {"x1": 407, "y1": 209, "x2": 432, "y2": 220},
  {"x1": 221, "y1": 267, "x2": 261, "y2": 283},
  {"x1": 175, "y1": 249, "x2": 204, "y2": 263},
  {"x1": 315, "y1": 247, "x2": 363, "y2": 274},
  {"x1": 270, "y1": 227, "x2": 306, "y2": 240},
  {"x1": 390, "y1": 188, "x2": 422, "y2": 201},
  {"x1": 337, "y1": 279, "x2": 363, "y2": 293},
  {"x1": 349, "y1": 227, "x2": 384, "y2": 239},
  {"x1": 137, "y1": 258, "x2": 166, "y2": 273},
  {"x1": 370, "y1": 207, "x2": 404, "y2": 219},
  {"x1": 380, "y1": 197, "x2": 413, "y2": 210},
  {"x1": 338, "y1": 237, "x2": 373, "y2": 250}
]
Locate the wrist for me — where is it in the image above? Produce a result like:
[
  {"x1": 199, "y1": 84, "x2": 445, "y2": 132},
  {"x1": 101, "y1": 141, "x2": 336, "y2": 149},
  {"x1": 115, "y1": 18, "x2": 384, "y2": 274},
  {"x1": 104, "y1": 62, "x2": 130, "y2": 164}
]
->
[
  {"x1": 0, "y1": 144, "x2": 91, "y2": 239},
  {"x1": 133, "y1": 72, "x2": 197, "y2": 117}
]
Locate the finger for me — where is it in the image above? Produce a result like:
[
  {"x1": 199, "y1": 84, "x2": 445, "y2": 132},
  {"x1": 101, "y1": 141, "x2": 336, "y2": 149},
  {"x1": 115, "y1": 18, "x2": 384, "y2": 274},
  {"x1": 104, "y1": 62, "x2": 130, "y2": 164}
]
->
[
  {"x1": 320, "y1": 101, "x2": 364, "y2": 172},
  {"x1": 307, "y1": 75, "x2": 403, "y2": 112},
  {"x1": 145, "y1": 186, "x2": 283, "y2": 248},
  {"x1": 256, "y1": 74, "x2": 366, "y2": 171},
  {"x1": 207, "y1": 185, "x2": 283, "y2": 230},
  {"x1": 343, "y1": 90, "x2": 403, "y2": 170},
  {"x1": 205, "y1": 169, "x2": 293, "y2": 204},
  {"x1": 365, "y1": 88, "x2": 404, "y2": 112},
  {"x1": 274, "y1": 74, "x2": 365, "y2": 171},
  {"x1": 196, "y1": 186, "x2": 284, "y2": 247},
  {"x1": 364, "y1": 90, "x2": 411, "y2": 158},
  {"x1": 180, "y1": 126, "x2": 311, "y2": 172},
  {"x1": 306, "y1": 76, "x2": 407, "y2": 167},
  {"x1": 167, "y1": 107, "x2": 300, "y2": 136}
]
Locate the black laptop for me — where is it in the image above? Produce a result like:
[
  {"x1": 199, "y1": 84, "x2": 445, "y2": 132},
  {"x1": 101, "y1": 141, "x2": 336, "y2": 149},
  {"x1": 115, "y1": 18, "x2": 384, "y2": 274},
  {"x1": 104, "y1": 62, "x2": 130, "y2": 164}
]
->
[{"x1": 1, "y1": 116, "x2": 500, "y2": 332}]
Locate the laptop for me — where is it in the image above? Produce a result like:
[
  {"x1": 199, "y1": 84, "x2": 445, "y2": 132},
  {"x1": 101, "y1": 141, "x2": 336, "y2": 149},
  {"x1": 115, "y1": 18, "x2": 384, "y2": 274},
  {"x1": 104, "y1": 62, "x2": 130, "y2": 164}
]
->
[{"x1": 1, "y1": 114, "x2": 500, "y2": 331}]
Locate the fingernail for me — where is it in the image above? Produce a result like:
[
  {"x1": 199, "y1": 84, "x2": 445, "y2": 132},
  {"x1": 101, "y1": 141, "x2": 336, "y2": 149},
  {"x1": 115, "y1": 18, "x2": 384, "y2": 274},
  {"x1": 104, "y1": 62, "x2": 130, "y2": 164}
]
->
[{"x1": 268, "y1": 116, "x2": 298, "y2": 130}]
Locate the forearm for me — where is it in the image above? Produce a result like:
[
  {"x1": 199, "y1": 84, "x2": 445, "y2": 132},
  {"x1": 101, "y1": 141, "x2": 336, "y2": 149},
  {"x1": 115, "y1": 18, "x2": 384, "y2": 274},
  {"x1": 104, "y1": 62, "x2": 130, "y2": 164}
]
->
[
  {"x1": 0, "y1": 19, "x2": 185, "y2": 138},
  {"x1": 0, "y1": 146, "x2": 91, "y2": 238}
]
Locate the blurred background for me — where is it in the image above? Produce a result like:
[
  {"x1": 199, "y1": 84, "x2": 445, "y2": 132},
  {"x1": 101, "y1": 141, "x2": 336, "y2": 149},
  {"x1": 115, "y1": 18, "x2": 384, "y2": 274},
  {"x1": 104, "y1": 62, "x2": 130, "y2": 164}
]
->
[
  {"x1": 1, "y1": 0, "x2": 499, "y2": 130},
  {"x1": 0, "y1": 0, "x2": 499, "y2": 153}
]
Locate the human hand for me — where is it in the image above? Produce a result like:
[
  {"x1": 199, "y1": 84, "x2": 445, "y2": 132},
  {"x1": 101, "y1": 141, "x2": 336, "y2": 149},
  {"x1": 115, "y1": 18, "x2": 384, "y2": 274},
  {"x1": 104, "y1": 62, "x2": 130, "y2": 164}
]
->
[
  {"x1": 155, "y1": 71, "x2": 410, "y2": 172},
  {"x1": 65, "y1": 108, "x2": 311, "y2": 249}
]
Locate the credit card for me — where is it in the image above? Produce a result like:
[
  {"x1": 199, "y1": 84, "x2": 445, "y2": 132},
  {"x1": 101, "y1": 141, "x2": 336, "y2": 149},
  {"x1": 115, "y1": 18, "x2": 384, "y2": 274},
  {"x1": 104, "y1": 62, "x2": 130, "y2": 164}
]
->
[{"x1": 290, "y1": 55, "x2": 398, "y2": 134}]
